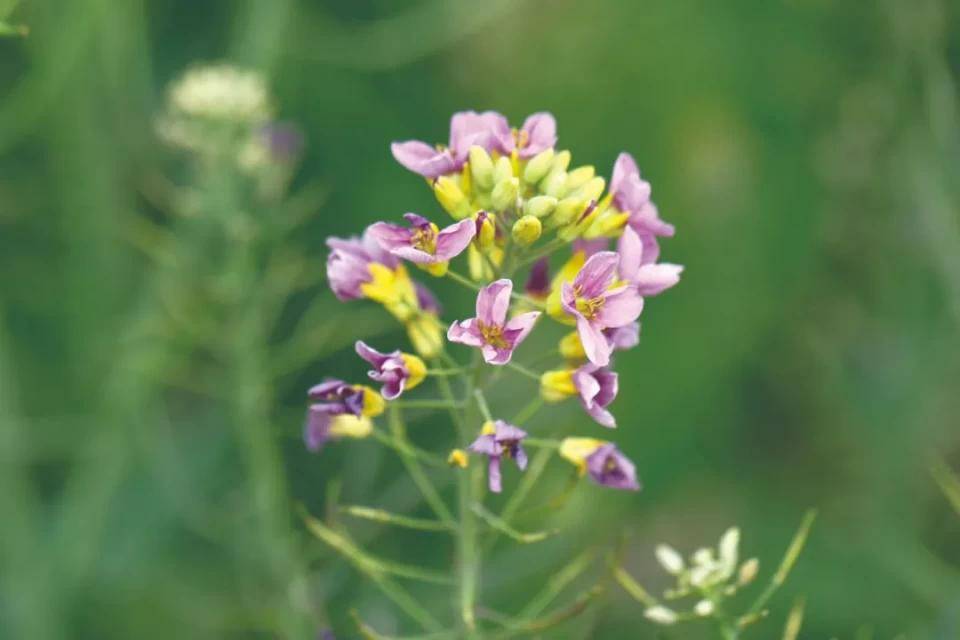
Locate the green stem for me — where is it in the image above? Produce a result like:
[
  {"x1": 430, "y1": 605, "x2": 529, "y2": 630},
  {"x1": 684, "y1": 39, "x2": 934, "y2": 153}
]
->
[
  {"x1": 504, "y1": 361, "x2": 542, "y2": 382},
  {"x1": 387, "y1": 406, "x2": 455, "y2": 526},
  {"x1": 446, "y1": 269, "x2": 481, "y2": 290},
  {"x1": 426, "y1": 368, "x2": 465, "y2": 376},
  {"x1": 511, "y1": 397, "x2": 543, "y2": 425}
]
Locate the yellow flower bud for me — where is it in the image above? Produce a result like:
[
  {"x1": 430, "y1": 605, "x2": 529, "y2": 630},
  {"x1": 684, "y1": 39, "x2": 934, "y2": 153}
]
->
[
  {"x1": 434, "y1": 175, "x2": 472, "y2": 219},
  {"x1": 400, "y1": 353, "x2": 427, "y2": 390},
  {"x1": 551, "y1": 150, "x2": 571, "y2": 173},
  {"x1": 558, "y1": 331, "x2": 587, "y2": 360},
  {"x1": 559, "y1": 437, "x2": 604, "y2": 475},
  {"x1": 511, "y1": 215, "x2": 542, "y2": 246},
  {"x1": 476, "y1": 212, "x2": 497, "y2": 249},
  {"x1": 540, "y1": 369, "x2": 576, "y2": 402},
  {"x1": 448, "y1": 448, "x2": 469, "y2": 468},
  {"x1": 422, "y1": 261, "x2": 449, "y2": 277},
  {"x1": 329, "y1": 414, "x2": 374, "y2": 440},
  {"x1": 523, "y1": 149, "x2": 555, "y2": 184},
  {"x1": 571, "y1": 176, "x2": 606, "y2": 203},
  {"x1": 493, "y1": 156, "x2": 513, "y2": 184},
  {"x1": 469, "y1": 145, "x2": 494, "y2": 191},
  {"x1": 549, "y1": 197, "x2": 587, "y2": 227},
  {"x1": 480, "y1": 420, "x2": 496, "y2": 435},
  {"x1": 565, "y1": 165, "x2": 595, "y2": 192},
  {"x1": 357, "y1": 385, "x2": 386, "y2": 417},
  {"x1": 491, "y1": 176, "x2": 519, "y2": 211},
  {"x1": 406, "y1": 314, "x2": 443, "y2": 359},
  {"x1": 468, "y1": 243, "x2": 502, "y2": 281},
  {"x1": 541, "y1": 169, "x2": 568, "y2": 198},
  {"x1": 524, "y1": 195, "x2": 557, "y2": 218}
]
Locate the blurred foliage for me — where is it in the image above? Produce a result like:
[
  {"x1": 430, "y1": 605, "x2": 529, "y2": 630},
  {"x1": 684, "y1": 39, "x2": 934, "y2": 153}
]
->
[{"x1": 1, "y1": 0, "x2": 959, "y2": 638}]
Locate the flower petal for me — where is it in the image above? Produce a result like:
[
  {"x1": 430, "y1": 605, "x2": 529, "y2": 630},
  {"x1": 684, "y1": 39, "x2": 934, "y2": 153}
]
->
[
  {"x1": 504, "y1": 311, "x2": 541, "y2": 347},
  {"x1": 633, "y1": 263, "x2": 683, "y2": 296},
  {"x1": 519, "y1": 112, "x2": 557, "y2": 158},
  {"x1": 391, "y1": 140, "x2": 457, "y2": 178},
  {"x1": 476, "y1": 279, "x2": 513, "y2": 326},
  {"x1": 617, "y1": 225, "x2": 644, "y2": 282},
  {"x1": 576, "y1": 316, "x2": 613, "y2": 367},
  {"x1": 573, "y1": 252, "x2": 620, "y2": 299},
  {"x1": 447, "y1": 319, "x2": 485, "y2": 347},
  {"x1": 367, "y1": 221, "x2": 413, "y2": 252},
  {"x1": 434, "y1": 219, "x2": 477, "y2": 260},
  {"x1": 596, "y1": 286, "x2": 644, "y2": 328}
]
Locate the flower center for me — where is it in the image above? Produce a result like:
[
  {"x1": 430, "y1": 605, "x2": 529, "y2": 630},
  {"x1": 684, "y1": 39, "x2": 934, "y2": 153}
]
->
[
  {"x1": 513, "y1": 127, "x2": 529, "y2": 149},
  {"x1": 574, "y1": 287, "x2": 605, "y2": 319},
  {"x1": 478, "y1": 321, "x2": 509, "y2": 349},
  {"x1": 411, "y1": 224, "x2": 439, "y2": 254}
]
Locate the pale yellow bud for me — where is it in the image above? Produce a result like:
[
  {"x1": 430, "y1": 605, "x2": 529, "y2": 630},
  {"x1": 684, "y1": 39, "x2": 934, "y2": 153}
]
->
[
  {"x1": 434, "y1": 176, "x2": 472, "y2": 220},
  {"x1": 511, "y1": 215, "x2": 542, "y2": 246},
  {"x1": 522, "y1": 148, "x2": 555, "y2": 184},
  {"x1": 447, "y1": 448, "x2": 469, "y2": 468},
  {"x1": 558, "y1": 331, "x2": 586, "y2": 360},
  {"x1": 524, "y1": 195, "x2": 558, "y2": 218},
  {"x1": 540, "y1": 369, "x2": 576, "y2": 402},
  {"x1": 565, "y1": 165, "x2": 595, "y2": 191},
  {"x1": 400, "y1": 353, "x2": 427, "y2": 390},
  {"x1": 468, "y1": 145, "x2": 494, "y2": 191},
  {"x1": 491, "y1": 177, "x2": 519, "y2": 211}
]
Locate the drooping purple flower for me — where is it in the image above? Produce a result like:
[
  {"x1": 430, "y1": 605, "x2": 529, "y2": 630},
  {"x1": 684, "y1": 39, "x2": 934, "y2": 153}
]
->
[
  {"x1": 560, "y1": 252, "x2": 644, "y2": 367},
  {"x1": 368, "y1": 213, "x2": 475, "y2": 265},
  {"x1": 391, "y1": 110, "x2": 511, "y2": 178},
  {"x1": 617, "y1": 226, "x2": 683, "y2": 296},
  {"x1": 586, "y1": 443, "x2": 640, "y2": 490},
  {"x1": 304, "y1": 379, "x2": 364, "y2": 452},
  {"x1": 468, "y1": 421, "x2": 528, "y2": 493},
  {"x1": 604, "y1": 322, "x2": 641, "y2": 351},
  {"x1": 355, "y1": 341, "x2": 425, "y2": 400},
  {"x1": 326, "y1": 228, "x2": 400, "y2": 301},
  {"x1": 573, "y1": 364, "x2": 619, "y2": 428},
  {"x1": 448, "y1": 279, "x2": 540, "y2": 365},
  {"x1": 525, "y1": 257, "x2": 551, "y2": 299}
]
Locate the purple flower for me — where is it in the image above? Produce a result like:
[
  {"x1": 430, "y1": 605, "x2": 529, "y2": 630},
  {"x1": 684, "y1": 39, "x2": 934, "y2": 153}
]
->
[
  {"x1": 586, "y1": 443, "x2": 640, "y2": 491},
  {"x1": 448, "y1": 279, "x2": 540, "y2": 365},
  {"x1": 573, "y1": 364, "x2": 619, "y2": 428},
  {"x1": 604, "y1": 322, "x2": 641, "y2": 351},
  {"x1": 304, "y1": 379, "x2": 381, "y2": 452},
  {"x1": 368, "y1": 213, "x2": 475, "y2": 265},
  {"x1": 468, "y1": 421, "x2": 528, "y2": 493},
  {"x1": 355, "y1": 341, "x2": 426, "y2": 400},
  {"x1": 560, "y1": 252, "x2": 644, "y2": 367},
  {"x1": 610, "y1": 153, "x2": 676, "y2": 262},
  {"x1": 326, "y1": 228, "x2": 399, "y2": 301},
  {"x1": 391, "y1": 111, "x2": 511, "y2": 178},
  {"x1": 525, "y1": 257, "x2": 551, "y2": 299},
  {"x1": 617, "y1": 226, "x2": 683, "y2": 296},
  {"x1": 513, "y1": 112, "x2": 557, "y2": 159}
]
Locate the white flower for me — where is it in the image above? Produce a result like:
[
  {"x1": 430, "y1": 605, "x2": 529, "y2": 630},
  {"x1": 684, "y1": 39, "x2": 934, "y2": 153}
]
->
[
  {"x1": 644, "y1": 605, "x2": 679, "y2": 625},
  {"x1": 694, "y1": 599, "x2": 715, "y2": 616},
  {"x1": 655, "y1": 544, "x2": 685, "y2": 575},
  {"x1": 168, "y1": 64, "x2": 272, "y2": 123},
  {"x1": 718, "y1": 527, "x2": 740, "y2": 579}
]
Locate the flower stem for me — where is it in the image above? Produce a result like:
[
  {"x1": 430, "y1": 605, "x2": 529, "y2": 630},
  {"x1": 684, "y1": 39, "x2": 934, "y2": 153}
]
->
[
  {"x1": 505, "y1": 361, "x2": 542, "y2": 382},
  {"x1": 512, "y1": 397, "x2": 543, "y2": 425}
]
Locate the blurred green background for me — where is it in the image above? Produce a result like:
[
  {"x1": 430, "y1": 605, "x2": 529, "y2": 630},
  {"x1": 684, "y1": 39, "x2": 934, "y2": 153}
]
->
[{"x1": 2, "y1": 0, "x2": 959, "y2": 638}]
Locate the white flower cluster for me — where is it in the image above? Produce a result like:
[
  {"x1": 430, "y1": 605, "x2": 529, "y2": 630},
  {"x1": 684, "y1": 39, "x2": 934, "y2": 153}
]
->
[
  {"x1": 167, "y1": 64, "x2": 272, "y2": 123},
  {"x1": 644, "y1": 527, "x2": 760, "y2": 625}
]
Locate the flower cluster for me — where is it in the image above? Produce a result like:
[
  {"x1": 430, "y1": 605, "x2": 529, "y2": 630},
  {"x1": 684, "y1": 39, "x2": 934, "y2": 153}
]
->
[{"x1": 311, "y1": 109, "x2": 683, "y2": 495}]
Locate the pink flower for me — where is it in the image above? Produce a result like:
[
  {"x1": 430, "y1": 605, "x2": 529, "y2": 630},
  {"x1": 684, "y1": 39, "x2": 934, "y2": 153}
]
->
[
  {"x1": 573, "y1": 364, "x2": 619, "y2": 428},
  {"x1": 617, "y1": 226, "x2": 683, "y2": 296},
  {"x1": 355, "y1": 341, "x2": 425, "y2": 400},
  {"x1": 448, "y1": 279, "x2": 540, "y2": 365},
  {"x1": 561, "y1": 252, "x2": 644, "y2": 366},
  {"x1": 468, "y1": 421, "x2": 528, "y2": 493},
  {"x1": 610, "y1": 153, "x2": 676, "y2": 262},
  {"x1": 368, "y1": 213, "x2": 475, "y2": 265},
  {"x1": 326, "y1": 228, "x2": 399, "y2": 301},
  {"x1": 586, "y1": 443, "x2": 640, "y2": 490}
]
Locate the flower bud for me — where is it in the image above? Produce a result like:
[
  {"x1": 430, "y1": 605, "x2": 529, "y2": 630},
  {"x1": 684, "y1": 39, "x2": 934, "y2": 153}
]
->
[
  {"x1": 493, "y1": 156, "x2": 513, "y2": 184},
  {"x1": 511, "y1": 215, "x2": 542, "y2": 246},
  {"x1": 541, "y1": 169, "x2": 568, "y2": 198},
  {"x1": 737, "y1": 558, "x2": 759, "y2": 586},
  {"x1": 655, "y1": 544, "x2": 685, "y2": 575},
  {"x1": 468, "y1": 243, "x2": 501, "y2": 281},
  {"x1": 359, "y1": 386, "x2": 386, "y2": 417},
  {"x1": 694, "y1": 600, "x2": 715, "y2": 617},
  {"x1": 558, "y1": 331, "x2": 586, "y2": 360},
  {"x1": 551, "y1": 149, "x2": 571, "y2": 173},
  {"x1": 491, "y1": 177, "x2": 519, "y2": 211},
  {"x1": 469, "y1": 145, "x2": 495, "y2": 191},
  {"x1": 447, "y1": 448, "x2": 469, "y2": 468},
  {"x1": 540, "y1": 369, "x2": 576, "y2": 402},
  {"x1": 328, "y1": 414, "x2": 374, "y2": 439},
  {"x1": 433, "y1": 176, "x2": 473, "y2": 219},
  {"x1": 565, "y1": 165, "x2": 595, "y2": 191},
  {"x1": 644, "y1": 606, "x2": 678, "y2": 625},
  {"x1": 524, "y1": 195, "x2": 558, "y2": 218},
  {"x1": 475, "y1": 211, "x2": 497, "y2": 249},
  {"x1": 401, "y1": 353, "x2": 427, "y2": 390},
  {"x1": 550, "y1": 197, "x2": 587, "y2": 227},
  {"x1": 571, "y1": 176, "x2": 606, "y2": 203},
  {"x1": 423, "y1": 261, "x2": 449, "y2": 277},
  {"x1": 522, "y1": 148, "x2": 555, "y2": 184}
]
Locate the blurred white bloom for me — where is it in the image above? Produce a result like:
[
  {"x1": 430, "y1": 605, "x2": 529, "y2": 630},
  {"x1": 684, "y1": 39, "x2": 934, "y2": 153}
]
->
[
  {"x1": 718, "y1": 527, "x2": 740, "y2": 579},
  {"x1": 655, "y1": 544, "x2": 685, "y2": 575},
  {"x1": 168, "y1": 64, "x2": 272, "y2": 123},
  {"x1": 694, "y1": 599, "x2": 715, "y2": 616},
  {"x1": 644, "y1": 605, "x2": 679, "y2": 625}
]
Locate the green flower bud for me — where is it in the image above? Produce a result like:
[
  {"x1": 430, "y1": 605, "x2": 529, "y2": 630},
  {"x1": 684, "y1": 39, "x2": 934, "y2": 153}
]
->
[
  {"x1": 433, "y1": 176, "x2": 472, "y2": 219},
  {"x1": 468, "y1": 145, "x2": 495, "y2": 191},
  {"x1": 523, "y1": 148, "x2": 555, "y2": 184},
  {"x1": 571, "y1": 176, "x2": 606, "y2": 202},
  {"x1": 541, "y1": 169, "x2": 568, "y2": 198},
  {"x1": 550, "y1": 197, "x2": 587, "y2": 227},
  {"x1": 524, "y1": 195, "x2": 558, "y2": 218},
  {"x1": 552, "y1": 149, "x2": 571, "y2": 173},
  {"x1": 493, "y1": 156, "x2": 513, "y2": 185},
  {"x1": 565, "y1": 165, "x2": 595, "y2": 191},
  {"x1": 491, "y1": 176, "x2": 519, "y2": 211},
  {"x1": 511, "y1": 215, "x2": 542, "y2": 246}
]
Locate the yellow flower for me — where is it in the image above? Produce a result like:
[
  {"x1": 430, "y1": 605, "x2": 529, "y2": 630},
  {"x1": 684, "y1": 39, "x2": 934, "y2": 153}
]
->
[
  {"x1": 540, "y1": 369, "x2": 577, "y2": 402},
  {"x1": 448, "y1": 448, "x2": 469, "y2": 468}
]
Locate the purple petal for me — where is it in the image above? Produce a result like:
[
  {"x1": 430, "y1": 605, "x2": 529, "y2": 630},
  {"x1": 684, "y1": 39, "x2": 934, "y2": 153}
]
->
[
  {"x1": 573, "y1": 252, "x2": 620, "y2": 299},
  {"x1": 434, "y1": 219, "x2": 477, "y2": 260},
  {"x1": 390, "y1": 246, "x2": 440, "y2": 264},
  {"x1": 402, "y1": 212, "x2": 432, "y2": 230},
  {"x1": 605, "y1": 322, "x2": 640, "y2": 351},
  {"x1": 518, "y1": 112, "x2": 557, "y2": 158},
  {"x1": 572, "y1": 237, "x2": 610, "y2": 257},
  {"x1": 308, "y1": 379, "x2": 348, "y2": 399},
  {"x1": 629, "y1": 201, "x2": 675, "y2": 239},
  {"x1": 503, "y1": 311, "x2": 541, "y2": 348},
  {"x1": 487, "y1": 456, "x2": 503, "y2": 493},
  {"x1": 609, "y1": 152, "x2": 652, "y2": 213},
  {"x1": 493, "y1": 421, "x2": 528, "y2": 443},
  {"x1": 514, "y1": 445, "x2": 528, "y2": 470},
  {"x1": 304, "y1": 408, "x2": 332, "y2": 452},
  {"x1": 476, "y1": 279, "x2": 513, "y2": 327},
  {"x1": 576, "y1": 316, "x2": 613, "y2": 367},
  {"x1": 468, "y1": 433, "x2": 500, "y2": 456},
  {"x1": 391, "y1": 140, "x2": 458, "y2": 178},
  {"x1": 367, "y1": 221, "x2": 415, "y2": 252},
  {"x1": 596, "y1": 286, "x2": 644, "y2": 328},
  {"x1": 447, "y1": 319, "x2": 485, "y2": 348},
  {"x1": 633, "y1": 263, "x2": 683, "y2": 296},
  {"x1": 355, "y1": 341, "x2": 394, "y2": 369},
  {"x1": 574, "y1": 365, "x2": 618, "y2": 428},
  {"x1": 482, "y1": 343, "x2": 515, "y2": 365},
  {"x1": 525, "y1": 258, "x2": 551, "y2": 298},
  {"x1": 449, "y1": 111, "x2": 513, "y2": 160},
  {"x1": 617, "y1": 226, "x2": 644, "y2": 282},
  {"x1": 586, "y1": 444, "x2": 640, "y2": 491},
  {"x1": 415, "y1": 281, "x2": 442, "y2": 314}
]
